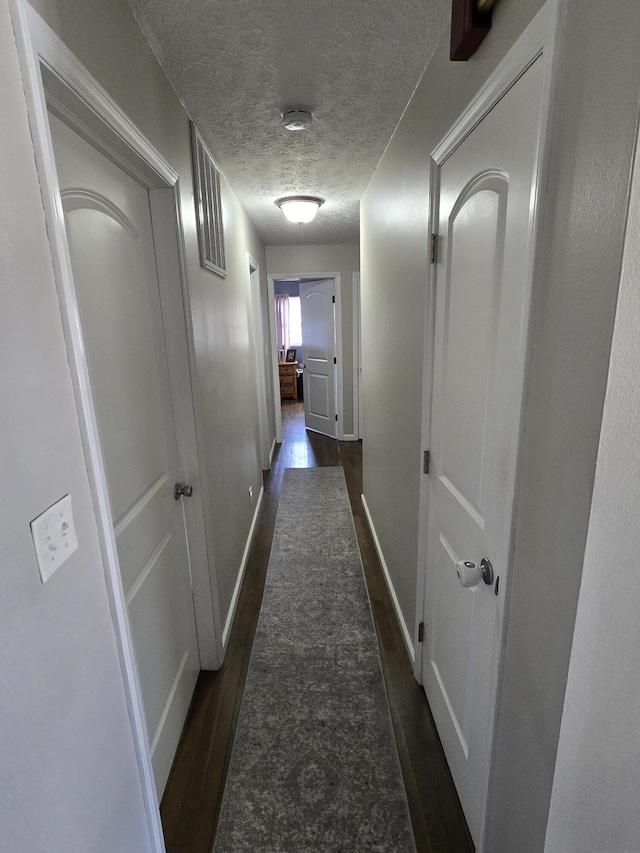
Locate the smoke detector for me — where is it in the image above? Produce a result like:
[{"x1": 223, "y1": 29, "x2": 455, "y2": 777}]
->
[{"x1": 281, "y1": 107, "x2": 313, "y2": 131}]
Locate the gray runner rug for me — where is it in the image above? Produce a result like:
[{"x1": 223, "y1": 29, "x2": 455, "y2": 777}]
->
[{"x1": 213, "y1": 467, "x2": 416, "y2": 852}]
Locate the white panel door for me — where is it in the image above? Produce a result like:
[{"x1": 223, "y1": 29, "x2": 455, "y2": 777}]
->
[
  {"x1": 49, "y1": 114, "x2": 199, "y2": 796},
  {"x1": 422, "y1": 57, "x2": 545, "y2": 844},
  {"x1": 300, "y1": 279, "x2": 337, "y2": 437}
]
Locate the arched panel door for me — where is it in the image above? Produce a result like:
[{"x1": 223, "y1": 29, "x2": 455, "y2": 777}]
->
[
  {"x1": 50, "y1": 113, "x2": 199, "y2": 797},
  {"x1": 300, "y1": 279, "x2": 337, "y2": 437},
  {"x1": 422, "y1": 55, "x2": 546, "y2": 844}
]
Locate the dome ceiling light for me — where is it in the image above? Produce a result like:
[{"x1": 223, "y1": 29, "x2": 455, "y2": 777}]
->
[
  {"x1": 275, "y1": 196, "x2": 324, "y2": 224},
  {"x1": 281, "y1": 107, "x2": 313, "y2": 132}
]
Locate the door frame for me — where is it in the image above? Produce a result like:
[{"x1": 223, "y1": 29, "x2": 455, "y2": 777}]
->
[
  {"x1": 414, "y1": 0, "x2": 560, "y2": 846},
  {"x1": 353, "y1": 272, "x2": 362, "y2": 440},
  {"x1": 11, "y1": 2, "x2": 223, "y2": 849},
  {"x1": 267, "y1": 271, "x2": 345, "y2": 441},
  {"x1": 248, "y1": 254, "x2": 272, "y2": 468}
]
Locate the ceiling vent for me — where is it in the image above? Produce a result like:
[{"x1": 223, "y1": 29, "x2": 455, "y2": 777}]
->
[{"x1": 281, "y1": 107, "x2": 313, "y2": 131}]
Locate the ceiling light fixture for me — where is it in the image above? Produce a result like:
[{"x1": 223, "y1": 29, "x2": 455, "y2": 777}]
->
[
  {"x1": 275, "y1": 196, "x2": 324, "y2": 224},
  {"x1": 281, "y1": 107, "x2": 313, "y2": 131}
]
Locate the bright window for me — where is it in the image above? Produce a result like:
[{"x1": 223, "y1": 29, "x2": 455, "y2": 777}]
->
[{"x1": 288, "y1": 296, "x2": 302, "y2": 346}]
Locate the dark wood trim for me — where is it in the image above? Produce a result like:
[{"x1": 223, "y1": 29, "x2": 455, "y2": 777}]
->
[
  {"x1": 161, "y1": 401, "x2": 473, "y2": 852},
  {"x1": 450, "y1": 0, "x2": 492, "y2": 61}
]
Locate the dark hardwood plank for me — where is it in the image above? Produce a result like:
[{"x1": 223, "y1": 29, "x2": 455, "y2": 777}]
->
[{"x1": 161, "y1": 401, "x2": 473, "y2": 853}]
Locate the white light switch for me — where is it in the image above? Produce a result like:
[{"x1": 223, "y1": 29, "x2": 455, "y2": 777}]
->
[{"x1": 30, "y1": 494, "x2": 78, "y2": 583}]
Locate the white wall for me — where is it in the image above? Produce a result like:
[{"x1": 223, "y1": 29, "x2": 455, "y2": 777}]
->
[
  {"x1": 360, "y1": 0, "x2": 640, "y2": 849},
  {"x1": 266, "y1": 244, "x2": 360, "y2": 437},
  {"x1": 0, "y1": 1, "x2": 153, "y2": 848},
  {"x1": 2, "y1": 0, "x2": 268, "y2": 846},
  {"x1": 544, "y1": 122, "x2": 640, "y2": 853}
]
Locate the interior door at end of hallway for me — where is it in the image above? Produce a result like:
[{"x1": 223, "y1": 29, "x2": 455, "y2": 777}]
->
[
  {"x1": 300, "y1": 279, "x2": 337, "y2": 437},
  {"x1": 48, "y1": 112, "x2": 200, "y2": 797},
  {"x1": 421, "y1": 55, "x2": 546, "y2": 846}
]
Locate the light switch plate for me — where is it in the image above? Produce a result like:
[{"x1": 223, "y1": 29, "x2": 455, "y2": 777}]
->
[{"x1": 30, "y1": 494, "x2": 78, "y2": 583}]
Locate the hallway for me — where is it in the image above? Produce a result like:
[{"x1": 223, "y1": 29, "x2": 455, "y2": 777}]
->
[{"x1": 160, "y1": 401, "x2": 473, "y2": 852}]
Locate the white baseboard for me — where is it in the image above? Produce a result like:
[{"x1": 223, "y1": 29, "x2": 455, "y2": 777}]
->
[
  {"x1": 361, "y1": 493, "x2": 415, "y2": 664},
  {"x1": 269, "y1": 436, "x2": 276, "y2": 467},
  {"x1": 221, "y1": 485, "x2": 264, "y2": 650}
]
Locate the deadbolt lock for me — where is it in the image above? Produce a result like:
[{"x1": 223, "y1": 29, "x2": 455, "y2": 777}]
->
[{"x1": 479, "y1": 558, "x2": 494, "y2": 585}]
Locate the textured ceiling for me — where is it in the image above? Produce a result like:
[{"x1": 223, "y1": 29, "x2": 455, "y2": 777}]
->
[{"x1": 128, "y1": 0, "x2": 449, "y2": 245}]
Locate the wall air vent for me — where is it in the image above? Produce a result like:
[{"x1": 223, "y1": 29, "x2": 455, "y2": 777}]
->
[{"x1": 191, "y1": 123, "x2": 226, "y2": 277}]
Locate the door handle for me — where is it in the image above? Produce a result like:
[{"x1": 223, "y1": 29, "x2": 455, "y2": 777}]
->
[
  {"x1": 455, "y1": 557, "x2": 494, "y2": 587},
  {"x1": 174, "y1": 482, "x2": 193, "y2": 500}
]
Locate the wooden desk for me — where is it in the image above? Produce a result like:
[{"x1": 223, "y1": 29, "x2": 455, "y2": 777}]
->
[{"x1": 279, "y1": 361, "x2": 298, "y2": 400}]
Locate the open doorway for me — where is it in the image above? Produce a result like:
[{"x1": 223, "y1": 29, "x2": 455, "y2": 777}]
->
[
  {"x1": 267, "y1": 271, "x2": 360, "y2": 444},
  {"x1": 269, "y1": 275, "x2": 339, "y2": 441},
  {"x1": 274, "y1": 278, "x2": 306, "y2": 406}
]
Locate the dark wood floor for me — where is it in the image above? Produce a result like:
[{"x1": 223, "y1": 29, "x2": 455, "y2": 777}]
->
[{"x1": 161, "y1": 400, "x2": 474, "y2": 853}]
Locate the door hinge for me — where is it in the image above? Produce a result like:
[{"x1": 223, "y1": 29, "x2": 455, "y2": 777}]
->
[
  {"x1": 418, "y1": 621, "x2": 425, "y2": 643},
  {"x1": 334, "y1": 357, "x2": 337, "y2": 364},
  {"x1": 430, "y1": 233, "x2": 439, "y2": 265},
  {"x1": 423, "y1": 450, "x2": 431, "y2": 474},
  {"x1": 332, "y1": 295, "x2": 335, "y2": 304},
  {"x1": 335, "y1": 414, "x2": 338, "y2": 422}
]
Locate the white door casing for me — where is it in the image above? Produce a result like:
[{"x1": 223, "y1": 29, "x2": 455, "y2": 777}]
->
[
  {"x1": 417, "y1": 3, "x2": 558, "y2": 847},
  {"x1": 300, "y1": 279, "x2": 338, "y2": 437},
  {"x1": 354, "y1": 272, "x2": 362, "y2": 441},
  {"x1": 249, "y1": 256, "x2": 271, "y2": 469},
  {"x1": 267, "y1": 273, "x2": 349, "y2": 444},
  {"x1": 49, "y1": 114, "x2": 199, "y2": 796}
]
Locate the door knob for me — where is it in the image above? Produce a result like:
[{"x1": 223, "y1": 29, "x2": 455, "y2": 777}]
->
[
  {"x1": 455, "y1": 557, "x2": 494, "y2": 587},
  {"x1": 174, "y1": 482, "x2": 193, "y2": 500}
]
